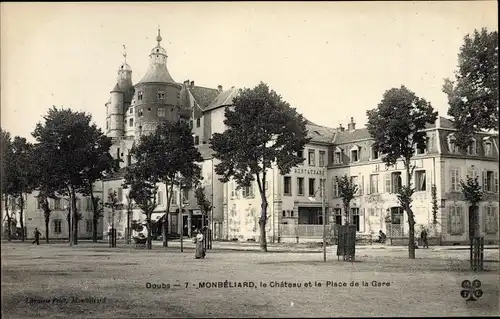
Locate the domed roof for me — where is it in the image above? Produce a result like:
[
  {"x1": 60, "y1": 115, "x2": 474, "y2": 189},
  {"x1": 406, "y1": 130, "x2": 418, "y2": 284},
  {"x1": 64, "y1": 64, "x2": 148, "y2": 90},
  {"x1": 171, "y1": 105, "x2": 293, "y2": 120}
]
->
[
  {"x1": 138, "y1": 63, "x2": 175, "y2": 84},
  {"x1": 119, "y1": 62, "x2": 132, "y2": 72},
  {"x1": 151, "y1": 46, "x2": 167, "y2": 56}
]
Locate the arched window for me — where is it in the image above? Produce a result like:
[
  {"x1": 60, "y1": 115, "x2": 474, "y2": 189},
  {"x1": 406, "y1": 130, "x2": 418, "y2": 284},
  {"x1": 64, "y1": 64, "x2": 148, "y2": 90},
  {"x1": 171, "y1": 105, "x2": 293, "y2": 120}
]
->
[
  {"x1": 483, "y1": 137, "x2": 493, "y2": 157},
  {"x1": 447, "y1": 134, "x2": 459, "y2": 154},
  {"x1": 467, "y1": 138, "x2": 477, "y2": 155}
]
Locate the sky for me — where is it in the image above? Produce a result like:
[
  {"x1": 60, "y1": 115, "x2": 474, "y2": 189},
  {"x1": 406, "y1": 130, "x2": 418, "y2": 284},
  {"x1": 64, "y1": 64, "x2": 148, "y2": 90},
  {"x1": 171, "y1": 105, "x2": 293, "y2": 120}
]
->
[{"x1": 1, "y1": 2, "x2": 498, "y2": 141}]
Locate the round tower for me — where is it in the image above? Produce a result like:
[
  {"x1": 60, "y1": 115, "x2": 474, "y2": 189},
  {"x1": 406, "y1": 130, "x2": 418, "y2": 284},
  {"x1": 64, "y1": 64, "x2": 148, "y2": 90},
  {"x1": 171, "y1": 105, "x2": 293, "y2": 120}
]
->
[
  {"x1": 133, "y1": 28, "x2": 183, "y2": 138},
  {"x1": 106, "y1": 83, "x2": 125, "y2": 138}
]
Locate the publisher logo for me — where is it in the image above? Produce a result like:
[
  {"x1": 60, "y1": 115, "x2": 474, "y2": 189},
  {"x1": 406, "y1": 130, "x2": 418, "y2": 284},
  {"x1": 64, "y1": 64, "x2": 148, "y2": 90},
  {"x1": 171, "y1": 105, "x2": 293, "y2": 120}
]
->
[{"x1": 460, "y1": 280, "x2": 483, "y2": 301}]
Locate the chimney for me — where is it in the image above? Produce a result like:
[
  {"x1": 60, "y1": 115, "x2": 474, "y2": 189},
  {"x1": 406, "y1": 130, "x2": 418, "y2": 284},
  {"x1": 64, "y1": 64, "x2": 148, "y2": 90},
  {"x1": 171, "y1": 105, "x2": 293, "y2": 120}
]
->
[
  {"x1": 338, "y1": 124, "x2": 345, "y2": 132},
  {"x1": 347, "y1": 117, "x2": 356, "y2": 132},
  {"x1": 184, "y1": 79, "x2": 190, "y2": 86},
  {"x1": 217, "y1": 85, "x2": 223, "y2": 93},
  {"x1": 190, "y1": 81, "x2": 195, "y2": 88}
]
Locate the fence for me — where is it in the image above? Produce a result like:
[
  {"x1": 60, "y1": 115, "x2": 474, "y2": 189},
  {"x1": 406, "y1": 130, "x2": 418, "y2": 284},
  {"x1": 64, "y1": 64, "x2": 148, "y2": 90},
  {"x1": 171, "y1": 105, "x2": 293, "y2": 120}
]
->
[
  {"x1": 470, "y1": 237, "x2": 484, "y2": 271},
  {"x1": 280, "y1": 224, "x2": 326, "y2": 238}
]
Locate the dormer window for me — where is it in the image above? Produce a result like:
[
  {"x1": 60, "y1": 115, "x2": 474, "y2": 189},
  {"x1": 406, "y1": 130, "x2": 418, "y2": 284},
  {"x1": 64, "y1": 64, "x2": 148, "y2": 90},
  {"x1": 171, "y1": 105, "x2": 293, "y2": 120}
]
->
[
  {"x1": 483, "y1": 138, "x2": 492, "y2": 157},
  {"x1": 333, "y1": 147, "x2": 342, "y2": 164},
  {"x1": 137, "y1": 91, "x2": 143, "y2": 101},
  {"x1": 467, "y1": 138, "x2": 477, "y2": 155},
  {"x1": 447, "y1": 134, "x2": 459, "y2": 154},
  {"x1": 371, "y1": 146, "x2": 379, "y2": 160},
  {"x1": 157, "y1": 91, "x2": 165, "y2": 100},
  {"x1": 350, "y1": 145, "x2": 359, "y2": 162}
]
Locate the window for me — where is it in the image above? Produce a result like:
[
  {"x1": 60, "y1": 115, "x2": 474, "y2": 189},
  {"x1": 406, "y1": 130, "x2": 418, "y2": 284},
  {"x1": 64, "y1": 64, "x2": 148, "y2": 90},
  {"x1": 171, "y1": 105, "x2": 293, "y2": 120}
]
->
[
  {"x1": 297, "y1": 150, "x2": 304, "y2": 165},
  {"x1": 177, "y1": 92, "x2": 181, "y2": 99},
  {"x1": 484, "y1": 206, "x2": 498, "y2": 234},
  {"x1": 138, "y1": 126, "x2": 143, "y2": 135},
  {"x1": 333, "y1": 149, "x2": 342, "y2": 164},
  {"x1": 138, "y1": 110, "x2": 143, "y2": 117},
  {"x1": 126, "y1": 154, "x2": 132, "y2": 166},
  {"x1": 282, "y1": 210, "x2": 286, "y2": 218},
  {"x1": 332, "y1": 178, "x2": 339, "y2": 197},
  {"x1": 183, "y1": 189, "x2": 189, "y2": 201},
  {"x1": 129, "y1": 118, "x2": 133, "y2": 127},
  {"x1": 189, "y1": 120, "x2": 193, "y2": 129},
  {"x1": 416, "y1": 141, "x2": 427, "y2": 155},
  {"x1": 351, "y1": 149, "x2": 359, "y2": 162},
  {"x1": 242, "y1": 183, "x2": 254, "y2": 198},
  {"x1": 157, "y1": 191, "x2": 163, "y2": 206},
  {"x1": 194, "y1": 136, "x2": 199, "y2": 145},
  {"x1": 117, "y1": 188, "x2": 123, "y2": 202},
  {"x1": 484, "y1": 142, "x2": 492, "y2": 156},
  {"x1": 284, "y1": 176, "x2": 292, "y2": 195},
  {"x1": 369, "y1": 174, "x2": 379, "y2": 194},
  {"x1": 448, "y1": 205, "x2": 463, "y2": 235},
  {"x1": 297, "y1": 177, "x2": 304, "y2": 196},
  {"x1": 448, "y1": 135, "x2": 459, "y2": 153},
  {"x1": 86, "y1": 220, "x2": 93, "y2": 233},
  {"x1": 391, "y1": 172, "x2": 402, "y2": 193},
  {"x1": 415, "y1": 170, "x2": 426, "y2": 192},
  {"x1": 450, "y1": 168, "x2": 460, "y2": 192},
  {"x1": 308, "y1": 150, "x2": 316, "y2": 166},
  {"x1": 467, "y1": 139, "x2": 477, "y2": 155},
  {"x1": 371, "y1": 147, "x2": 379, "y2": 160},
  {"x1": 319, "y1": 151, "x2": 326, "y2": 167},
  {"x1": 196, "y1": 118, "x2": 201, "y2": 127},
  {"x1": 54, "y1": 198, "x2": 61, "y2": 210},
  {"x1": 86, "y1": 197, "x2": 93, "y2": 211},
  {"x1": 351, "y1": 208, "x2": 360, "y2": 232},
  {"x1": 53, "y1": 219, "x2": 62, "y2": 234},
  {"x1": 172, "y1": 190, "x2": 178, "y2": 205},
  {"x1": 157, "y1": 91, "x2": 165, "y2": 100},
  {"x1": 308, "y1": 178, "x2": 316, "y2": 196},
  {"x1": 484, "y1": 171, "x2": 498, "y2": 193},
  {"x1": 351, "y1": 176, "x2": 360, "y2": 195},
  {"x1": 334, "y1": 208, "x2": 342, "y2": 225},
  {"x1": 138, "y1": 91, "x2": 143, "y2": 101},
  {"x1": 158, "y1": 107, "x2": 166, "y2": 117},
  {"x1": 129, "y1": 107, "x2": 133, "y2": 114},
  {"x1": 106, "y1": 121, "x2": 109, "y2": 130}
]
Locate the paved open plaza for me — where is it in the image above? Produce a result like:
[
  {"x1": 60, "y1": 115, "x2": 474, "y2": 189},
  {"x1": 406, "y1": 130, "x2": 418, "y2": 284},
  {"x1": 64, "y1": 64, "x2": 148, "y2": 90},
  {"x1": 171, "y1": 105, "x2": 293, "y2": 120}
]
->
[{"x1": 1, "y1": 241, "x2": 499, "y2": 318}]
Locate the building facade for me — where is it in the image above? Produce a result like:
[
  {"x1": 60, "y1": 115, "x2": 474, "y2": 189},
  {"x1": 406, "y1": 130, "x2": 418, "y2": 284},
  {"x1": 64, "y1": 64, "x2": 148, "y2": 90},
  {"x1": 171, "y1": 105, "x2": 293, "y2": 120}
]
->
[{"x1": 5, "y1": 31, "x2": 498, "y2": 245}]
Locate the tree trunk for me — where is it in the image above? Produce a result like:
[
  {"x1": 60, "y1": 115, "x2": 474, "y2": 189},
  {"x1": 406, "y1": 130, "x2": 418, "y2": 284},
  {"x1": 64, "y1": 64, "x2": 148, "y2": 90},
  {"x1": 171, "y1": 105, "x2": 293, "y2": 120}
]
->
[
  {"x1": 405, "y1": 165, "x2": 416, "y2": 259},
  {"x1": 91, "y1": 192, "x2": 98, "y2": 243},
  {"x1": 126, "y1": 210, "x2": 131, "y2": 245},
  {"x1": 19, "y1": 196, "x2": 25, "y2": 242},
  {"x1": 67, "y1": 211, "x2": 71, "y2": 242},
  {"x1": 71, "y1": 188, "x2": 78, "y2": 245},
  {"x1": 162, "y1": 220, "x2": 168, "y2": 247},
  {"x1": 44, "y1": 211, "x2": 50, "y2": 243},
  {"x1": 259, "y1": 199, "x2": 268, "y2": 252},
  {"x1": 4, "y1": 195, "x2": 11, "y2": 241},
  {"x1": 146, "y1": 216, "x2": 152, "y2": 250}
]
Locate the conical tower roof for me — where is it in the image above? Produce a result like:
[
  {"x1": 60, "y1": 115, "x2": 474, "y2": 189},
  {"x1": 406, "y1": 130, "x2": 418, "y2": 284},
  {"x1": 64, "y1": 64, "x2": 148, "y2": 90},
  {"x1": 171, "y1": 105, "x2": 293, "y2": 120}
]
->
[{"x1": 138, "y1": 28, "x2": 175, "y2": 84}]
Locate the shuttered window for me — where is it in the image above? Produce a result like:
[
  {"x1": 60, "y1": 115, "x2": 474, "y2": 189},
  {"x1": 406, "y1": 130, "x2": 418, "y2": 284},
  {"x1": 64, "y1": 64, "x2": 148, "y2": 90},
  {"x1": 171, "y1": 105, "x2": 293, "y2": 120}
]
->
[
  {"x1": 448, "y1": 205, "x2": 464, "y2": 235},
  {"x1": 484, "y1": 206, "x2": 498, "y2": 234}
]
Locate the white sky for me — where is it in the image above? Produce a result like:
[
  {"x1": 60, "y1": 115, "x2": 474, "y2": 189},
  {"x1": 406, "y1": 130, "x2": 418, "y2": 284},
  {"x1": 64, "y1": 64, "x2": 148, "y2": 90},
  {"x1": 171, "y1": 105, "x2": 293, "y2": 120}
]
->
[{"x1": 1, "y1": 2, "x2": 498, "y2": 141}]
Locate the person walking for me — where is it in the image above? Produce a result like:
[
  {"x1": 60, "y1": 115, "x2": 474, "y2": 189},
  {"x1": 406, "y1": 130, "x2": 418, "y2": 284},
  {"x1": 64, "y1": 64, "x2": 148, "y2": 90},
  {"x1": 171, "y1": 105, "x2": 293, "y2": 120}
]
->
[
  {"x1": 194, "y1": 230, "x2": 205, "y2": 259},
  {"x1": 420, "y1": 228, "x2": 429, "y2": 248},
  {"x1": 32, "y1": 228, "x2": 41, "y2": 245}
]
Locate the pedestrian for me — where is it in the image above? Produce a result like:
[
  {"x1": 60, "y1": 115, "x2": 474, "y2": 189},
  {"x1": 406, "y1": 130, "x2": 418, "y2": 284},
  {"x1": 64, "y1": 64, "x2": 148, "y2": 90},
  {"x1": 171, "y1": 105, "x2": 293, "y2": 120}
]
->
[
  {"x1": 194, "y1": 230, "x2": 205, "y2": 259},
  {"x1": 420, "y1": 228, "x2": 428, "y2": 248},
  {"x1": 32, "y1": 228, "x2": 41, "y2": 245}
]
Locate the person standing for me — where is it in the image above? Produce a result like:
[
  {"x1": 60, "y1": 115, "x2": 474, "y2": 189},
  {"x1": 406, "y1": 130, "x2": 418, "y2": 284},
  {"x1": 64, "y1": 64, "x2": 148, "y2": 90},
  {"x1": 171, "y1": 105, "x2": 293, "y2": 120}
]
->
[
  {"x1": 32, "y1": 228, "x2": 41, "y2": 245},
  {"x1": 194, "y1": 231, "x2": 205, "y2": 259},
  {"x1": 420, "y1": 228, "x2": 428, "y2": 248}
]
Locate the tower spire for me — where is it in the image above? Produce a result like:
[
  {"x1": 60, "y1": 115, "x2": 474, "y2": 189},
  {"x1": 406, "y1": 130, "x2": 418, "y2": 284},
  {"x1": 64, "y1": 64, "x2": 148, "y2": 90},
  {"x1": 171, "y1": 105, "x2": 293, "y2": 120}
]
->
[
  {"x1": 156, "y1": 26, "x2": 162, "y2": 45},
  {"x1": 123, "y1": 44, "x2": 127, "y2": 63}
]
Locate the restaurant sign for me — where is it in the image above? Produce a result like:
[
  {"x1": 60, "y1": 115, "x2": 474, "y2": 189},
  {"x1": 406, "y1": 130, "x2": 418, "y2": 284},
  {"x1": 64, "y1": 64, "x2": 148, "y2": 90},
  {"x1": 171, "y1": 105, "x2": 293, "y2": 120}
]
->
[{"x1": 294, "y1": 168, "x2": 326, "y2": 176}]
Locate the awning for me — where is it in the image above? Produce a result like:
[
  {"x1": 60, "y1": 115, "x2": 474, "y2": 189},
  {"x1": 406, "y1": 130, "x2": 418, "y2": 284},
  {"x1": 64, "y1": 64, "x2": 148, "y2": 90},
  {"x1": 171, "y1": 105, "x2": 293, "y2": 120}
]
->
[{"x1": 151, "y1": 212, "x2": 167, "y2": 222}]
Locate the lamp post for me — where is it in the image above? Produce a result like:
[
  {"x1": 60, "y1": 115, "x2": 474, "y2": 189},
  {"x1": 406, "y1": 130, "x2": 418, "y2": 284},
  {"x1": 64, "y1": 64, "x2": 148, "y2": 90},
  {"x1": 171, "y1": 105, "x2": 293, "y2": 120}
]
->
[{"x1": 308, "y1": 172, "x2": 327, "y2": 262}]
